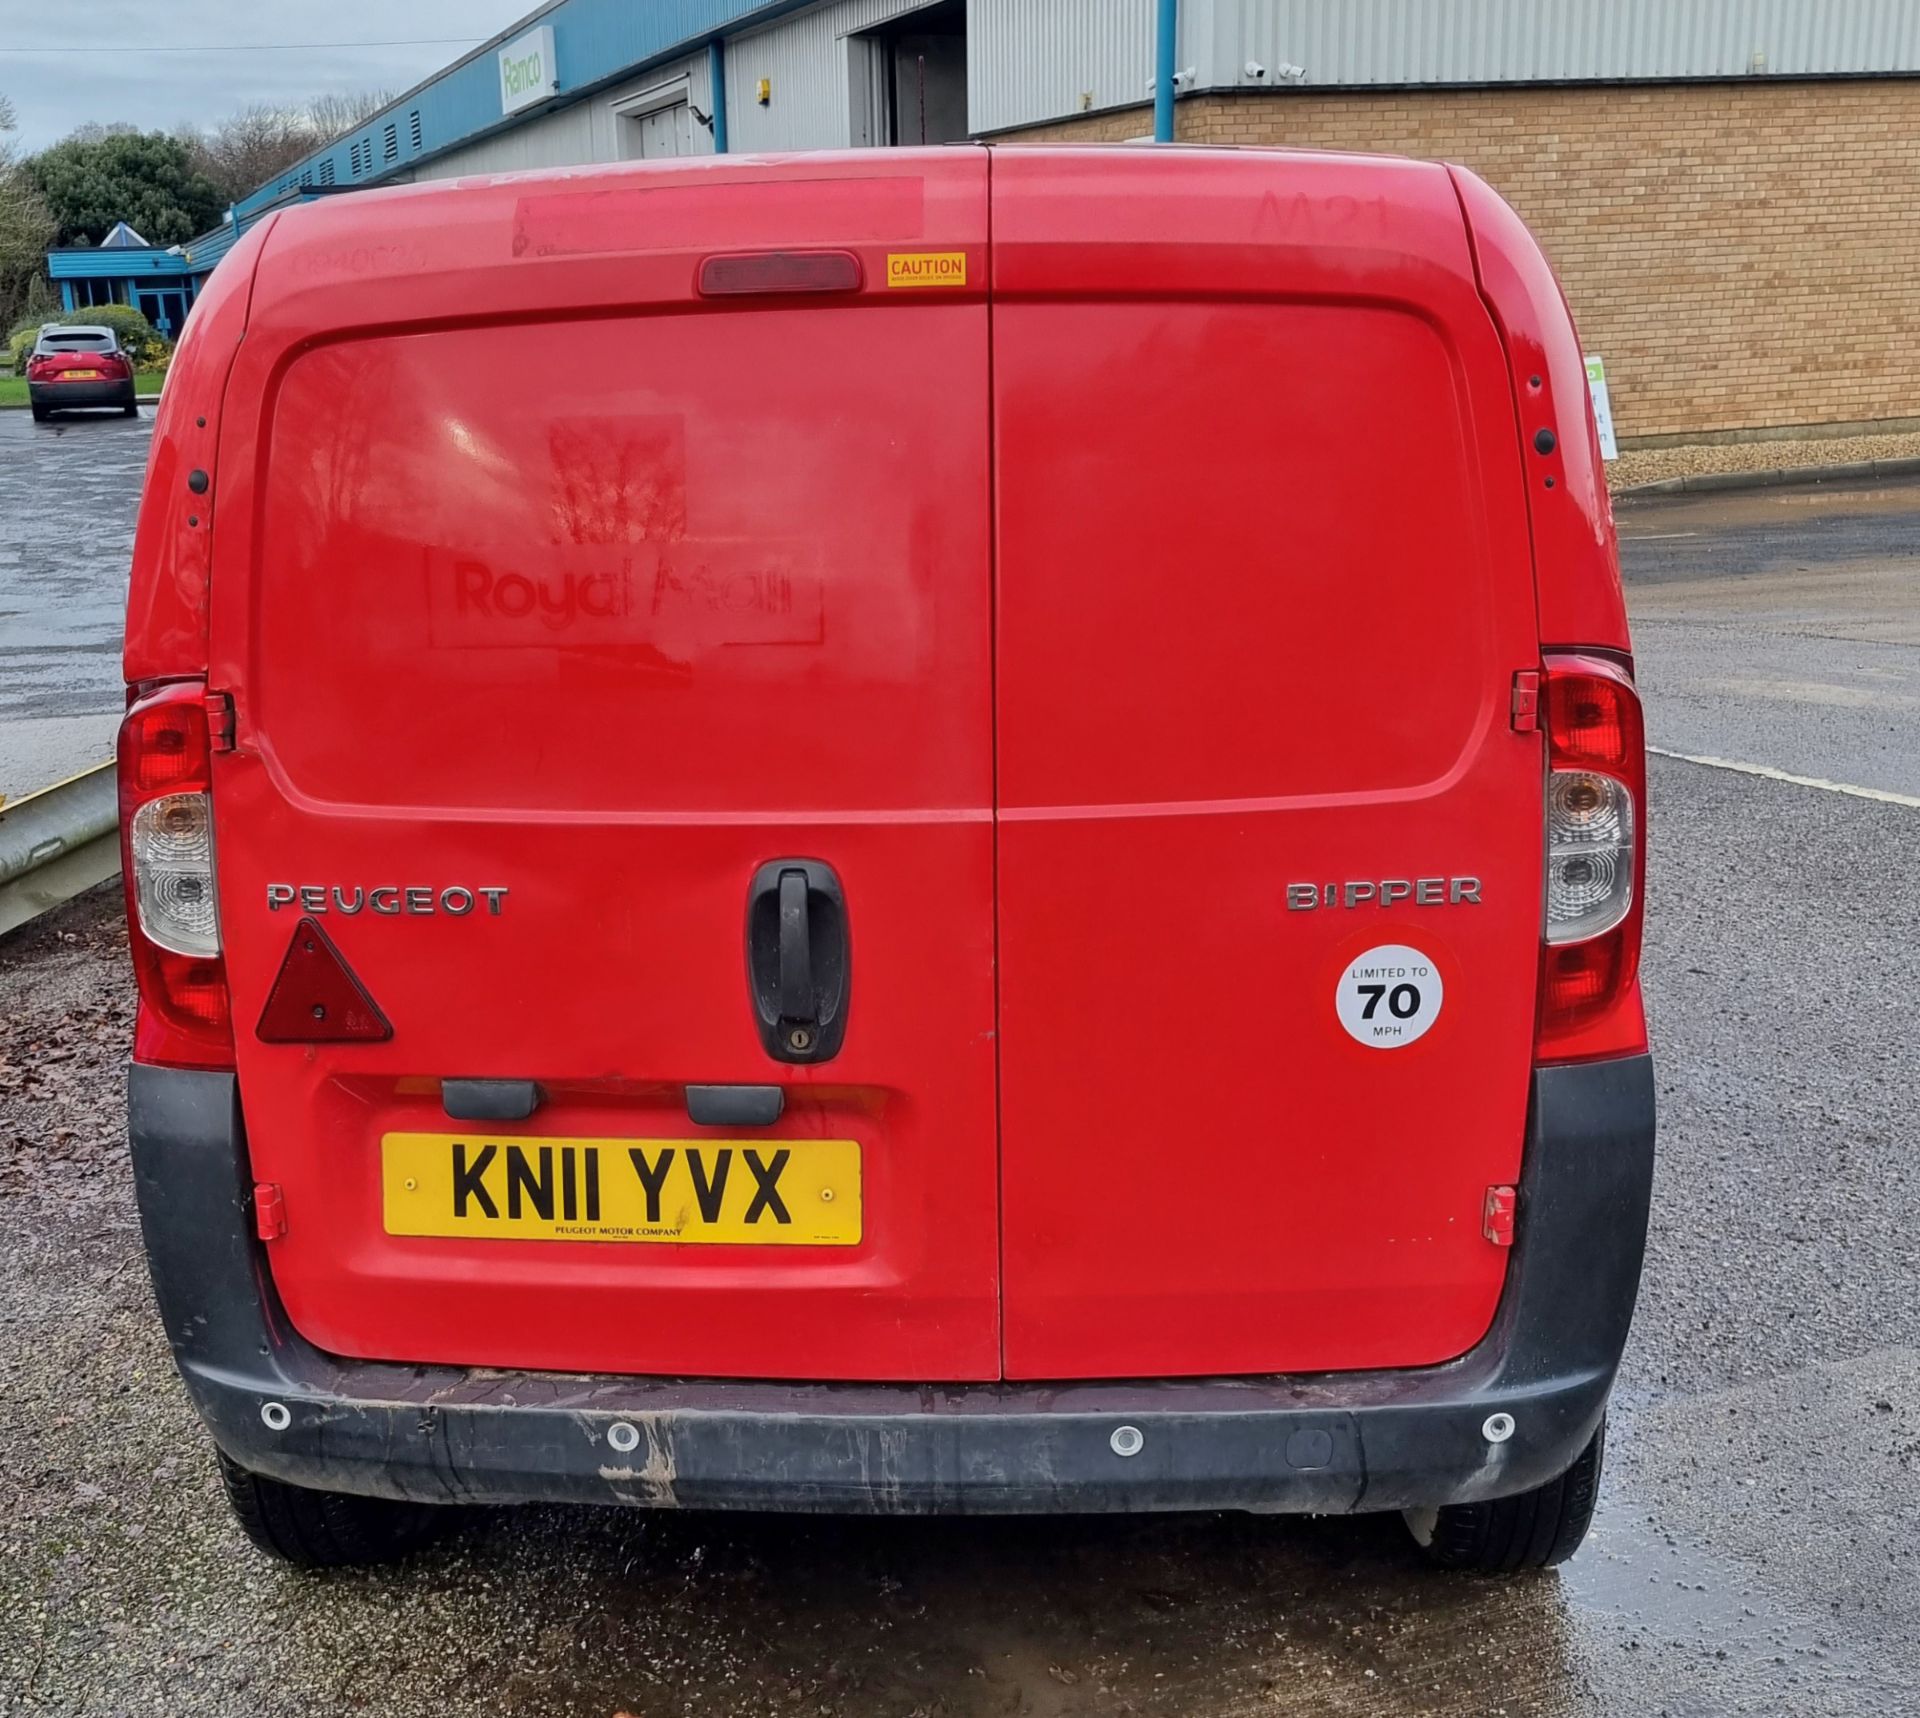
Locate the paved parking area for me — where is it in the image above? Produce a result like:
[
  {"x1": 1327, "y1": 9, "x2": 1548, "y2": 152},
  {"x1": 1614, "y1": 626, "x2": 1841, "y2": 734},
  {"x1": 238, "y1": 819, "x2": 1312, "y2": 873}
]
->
[
  {"x1": 1623, "y1": 479, "x2": 1920, "y2": 796},
  {"x1": 4, "y1": 468, "x2": 1920, "y2": 1715},
  {"x1": 0, "y1": 410, "x2": 151, "y2": 796}
]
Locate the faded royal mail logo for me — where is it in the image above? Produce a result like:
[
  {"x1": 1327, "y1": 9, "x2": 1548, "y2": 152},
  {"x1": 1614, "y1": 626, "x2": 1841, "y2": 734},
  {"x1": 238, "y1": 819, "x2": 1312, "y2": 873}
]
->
[
  {"x1": 426, "y1": 548, "x2": 823, "y2": 650},
  {"x1": 885, "y1": 251, "x2": 968, "y2": 289},
  {"x1": 453, "y1": 560, "x2": 631, "y2": 627}
]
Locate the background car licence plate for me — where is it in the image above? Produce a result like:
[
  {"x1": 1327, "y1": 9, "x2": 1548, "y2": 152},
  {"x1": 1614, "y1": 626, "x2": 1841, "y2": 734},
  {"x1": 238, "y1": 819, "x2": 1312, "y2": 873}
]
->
[
  {"x1": 382, "y1": 1132, "x2": 861, "y2": 1245},
  {"x1": 64, "y1": 370, "x2": 101, "y2": 380}
]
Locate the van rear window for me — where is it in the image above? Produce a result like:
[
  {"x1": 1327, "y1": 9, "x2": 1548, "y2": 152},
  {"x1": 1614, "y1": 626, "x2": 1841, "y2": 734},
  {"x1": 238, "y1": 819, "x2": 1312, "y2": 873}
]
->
[
  {"x1": 250, "y1": 307, "x2": 992, "y2": 815},
  {"x1": 995, "y1": 299, "x2": 1534, "y2": 803}
]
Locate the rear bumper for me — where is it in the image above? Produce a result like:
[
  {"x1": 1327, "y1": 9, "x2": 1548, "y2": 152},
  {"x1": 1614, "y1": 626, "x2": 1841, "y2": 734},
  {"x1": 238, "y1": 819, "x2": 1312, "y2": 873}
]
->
[
  {"x1": 128, "y1": 1055, "x2": 1655, "y2": 1515},
  {"x1": 29, "y1": 378, "x2": 135, "y2": 410}
]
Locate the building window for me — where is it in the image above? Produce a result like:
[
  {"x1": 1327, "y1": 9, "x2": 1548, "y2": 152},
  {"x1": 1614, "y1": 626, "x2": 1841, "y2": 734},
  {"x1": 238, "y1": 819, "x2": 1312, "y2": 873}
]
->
[
  {"x1": 409, "y1": 109, "x2": 423, "y2": 150},
  {"x1": 383, "y1": 121, "x2": 398, "y2": 162}
]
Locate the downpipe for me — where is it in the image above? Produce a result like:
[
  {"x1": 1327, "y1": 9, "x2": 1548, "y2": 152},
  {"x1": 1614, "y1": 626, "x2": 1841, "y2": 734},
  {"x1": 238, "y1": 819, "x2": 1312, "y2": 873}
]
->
[
  {"x1": 707, "y1": 39, "x2": 729, "y2": 154},
  {"x1": 1154, "y1": 0, "x2": 1179, "y2": 142}
]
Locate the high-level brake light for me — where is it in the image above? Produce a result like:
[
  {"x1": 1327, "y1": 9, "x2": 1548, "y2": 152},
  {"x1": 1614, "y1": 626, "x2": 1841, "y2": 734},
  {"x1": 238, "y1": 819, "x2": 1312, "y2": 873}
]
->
[{"x1": 697, "y1": 250, "x2": 862, "y2": 296}]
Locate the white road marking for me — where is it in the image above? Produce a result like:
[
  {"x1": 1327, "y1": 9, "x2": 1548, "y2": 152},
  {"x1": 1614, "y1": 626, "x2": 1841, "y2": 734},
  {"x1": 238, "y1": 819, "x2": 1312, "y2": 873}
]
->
[
  {"x1": 1649, "y1": 746, "x2": 1920, "y2": 807},
  {"x1": 1619, "y1": 531, "x2": 1700, "y2": 540}
]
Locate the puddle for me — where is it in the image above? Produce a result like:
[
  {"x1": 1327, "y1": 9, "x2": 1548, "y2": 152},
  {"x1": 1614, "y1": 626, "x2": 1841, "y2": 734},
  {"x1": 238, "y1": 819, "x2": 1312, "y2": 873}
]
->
[{"x1": 1556, "y1": 1492, "x2": 1905, "y2": 1715}]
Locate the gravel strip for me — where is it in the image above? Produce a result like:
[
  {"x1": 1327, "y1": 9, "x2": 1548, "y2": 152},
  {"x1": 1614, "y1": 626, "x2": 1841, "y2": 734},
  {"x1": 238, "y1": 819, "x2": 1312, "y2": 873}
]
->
[{"x1": 1610, "y1": 429, "x2": 1920, "y2": 490}]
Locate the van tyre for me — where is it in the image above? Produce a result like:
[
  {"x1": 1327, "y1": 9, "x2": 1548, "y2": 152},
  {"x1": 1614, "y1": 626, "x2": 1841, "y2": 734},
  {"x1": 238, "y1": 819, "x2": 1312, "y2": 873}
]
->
[
  {"x1": 215, "y1": 1450, "x2": 444, "y2": 1568},
  {"x1": 1403, "y1": 1419, "x2": 1604, "y2": 1573}
]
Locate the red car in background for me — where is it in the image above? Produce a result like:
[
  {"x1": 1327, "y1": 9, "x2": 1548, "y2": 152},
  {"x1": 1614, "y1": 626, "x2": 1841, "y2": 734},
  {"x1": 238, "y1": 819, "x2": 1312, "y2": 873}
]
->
[{"x1": 27, "y1": 324, "x2": 138, "y2": 421}]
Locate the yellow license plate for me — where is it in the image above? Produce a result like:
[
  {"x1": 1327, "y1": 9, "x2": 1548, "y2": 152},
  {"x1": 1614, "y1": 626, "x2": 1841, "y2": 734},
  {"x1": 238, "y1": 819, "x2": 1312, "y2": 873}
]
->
[
  {"x1": 382, "y1": 1132, "x2": 861, "y2": 1246},
  {"x1": 64, "y1": 369, "x2": 101, "y2": 380}
]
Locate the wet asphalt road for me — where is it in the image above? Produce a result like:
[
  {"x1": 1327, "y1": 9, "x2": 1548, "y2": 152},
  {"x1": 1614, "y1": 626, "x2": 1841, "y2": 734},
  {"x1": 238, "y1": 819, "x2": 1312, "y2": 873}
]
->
[
  {"x1": 4, "y1": 450, "x2": 1920, "y2": 1713},
  {"x1": 1623, "y1": 478, "x2": 1920, "y2": 795},
  {"x1": 0, "y1": 409, "x2": 150, "y2": 795}
]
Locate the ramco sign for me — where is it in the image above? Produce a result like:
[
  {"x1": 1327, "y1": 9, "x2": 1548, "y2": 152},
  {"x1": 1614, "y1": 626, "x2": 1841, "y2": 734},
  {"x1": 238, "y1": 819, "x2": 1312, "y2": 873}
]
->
[{"x1": 498, "y1": 25, "x2": 559, "y2": 116}]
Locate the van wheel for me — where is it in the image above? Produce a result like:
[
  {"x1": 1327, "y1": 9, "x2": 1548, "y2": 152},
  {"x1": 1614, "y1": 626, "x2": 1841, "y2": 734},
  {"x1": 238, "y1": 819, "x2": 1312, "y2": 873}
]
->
[
  {"x1": 215, "y1": 1449, "x2": 445, "y2": 1568},
  {"x1": 1402, "y1": 1419, "x2": 1604, "y2": 1573}
]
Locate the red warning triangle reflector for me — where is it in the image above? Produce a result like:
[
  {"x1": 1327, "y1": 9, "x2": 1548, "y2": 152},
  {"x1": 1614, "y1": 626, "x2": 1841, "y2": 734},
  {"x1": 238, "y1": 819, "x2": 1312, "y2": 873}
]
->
[{"x1": 256, "y1": 917, "x2": 393, "y2": 1043}]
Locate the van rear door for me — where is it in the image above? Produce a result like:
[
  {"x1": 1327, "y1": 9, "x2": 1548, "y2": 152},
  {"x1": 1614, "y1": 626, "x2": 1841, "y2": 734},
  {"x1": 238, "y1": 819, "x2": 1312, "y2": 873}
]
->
[
  {"x1": 991, "y1": 149, "x2": 1545, "y2": 1379},
  {"x1": 207, "y1": 155, "x2": 1000, "y2": 1381}
]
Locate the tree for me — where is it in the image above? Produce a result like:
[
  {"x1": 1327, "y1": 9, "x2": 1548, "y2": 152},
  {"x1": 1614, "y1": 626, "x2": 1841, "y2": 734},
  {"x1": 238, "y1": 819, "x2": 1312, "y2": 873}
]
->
[
  {"x1": 64, "y1": 122, "x2": 139, "y2": 144},
  {"x1": 308, "y1": 89, "x2": 395, "y2": 146},
  {"x1": 0, "y1": 94, "x2": 56, "y2": 328},
  {"x1": 180, "y1": 105, "x2": 317, "y2": 205},
  {"x1": 25, "y1": 129, "x2": 224, "y2": 247},
  {"x1": 179, "y1": 91, "x2": 396, "y2": 206}
]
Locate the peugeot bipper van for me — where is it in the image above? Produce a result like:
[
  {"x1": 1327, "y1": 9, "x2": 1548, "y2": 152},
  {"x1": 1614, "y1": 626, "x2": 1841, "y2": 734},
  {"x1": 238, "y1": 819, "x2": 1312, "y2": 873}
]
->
[{"x1": 119, "y1": 148, "x2": 1653, "y2": 1572}]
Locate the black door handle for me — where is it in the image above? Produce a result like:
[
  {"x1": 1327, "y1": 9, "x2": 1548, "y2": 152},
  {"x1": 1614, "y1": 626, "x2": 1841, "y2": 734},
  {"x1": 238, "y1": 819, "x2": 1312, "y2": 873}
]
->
[
  {"x1": 778, "y1": 868, "x2": 812, "y2": 1021},
  {"x1": 747, "y1": 859, "x2": 849, "y2": 1063}
]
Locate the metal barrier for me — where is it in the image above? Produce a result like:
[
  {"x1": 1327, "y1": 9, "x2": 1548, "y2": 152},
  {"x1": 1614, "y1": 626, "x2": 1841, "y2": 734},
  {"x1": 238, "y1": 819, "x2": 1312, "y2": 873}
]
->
[{"x1": 0, "y1": 761, "x2": 119, "y2": 938}]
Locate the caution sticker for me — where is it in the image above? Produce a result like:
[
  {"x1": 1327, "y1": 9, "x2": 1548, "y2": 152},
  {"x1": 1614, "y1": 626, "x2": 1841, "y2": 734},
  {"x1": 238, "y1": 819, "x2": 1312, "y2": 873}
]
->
[
  {"x1": 886, "y1": 251, "x2": 968, "y2": 288},
  {"x1": 1335, "y1": 944, "x2": 1444, "y2": 1049}
]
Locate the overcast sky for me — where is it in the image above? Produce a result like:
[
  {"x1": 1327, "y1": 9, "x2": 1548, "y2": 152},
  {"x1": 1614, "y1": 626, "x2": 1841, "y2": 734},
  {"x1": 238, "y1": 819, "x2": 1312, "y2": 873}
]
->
[{"x1": 0, "y1": 0, "x2": 535, "y2": 152}]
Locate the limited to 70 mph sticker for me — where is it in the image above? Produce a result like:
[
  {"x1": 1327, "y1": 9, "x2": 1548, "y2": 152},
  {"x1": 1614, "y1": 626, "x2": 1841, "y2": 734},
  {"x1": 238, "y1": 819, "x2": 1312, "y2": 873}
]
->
[{"x1": 1335, "y1": 944, "x2": 1444, "y2": 1049}]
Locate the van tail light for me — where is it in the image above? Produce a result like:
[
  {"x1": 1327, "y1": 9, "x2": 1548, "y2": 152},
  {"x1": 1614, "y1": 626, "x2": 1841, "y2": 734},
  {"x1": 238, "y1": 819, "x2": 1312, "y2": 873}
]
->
[
  {"x1": 118, "y1": 683, "x2": 234, "y2": 1070},
  {"x1": 1535, "y1": 653, "x2": 1647, "y2": 1064}
]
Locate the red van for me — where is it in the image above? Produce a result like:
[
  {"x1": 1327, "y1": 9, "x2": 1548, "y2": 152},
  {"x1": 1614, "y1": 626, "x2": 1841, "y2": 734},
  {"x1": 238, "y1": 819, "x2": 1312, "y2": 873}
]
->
[{"x1": 119, "y1": 147, "x2": 1652, "y2": 1572}]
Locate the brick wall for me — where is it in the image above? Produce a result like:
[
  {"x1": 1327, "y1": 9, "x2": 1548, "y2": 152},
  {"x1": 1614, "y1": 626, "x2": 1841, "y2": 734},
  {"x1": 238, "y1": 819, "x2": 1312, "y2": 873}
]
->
[{"x1": 994, "y1": 81, "x2": 1920, "y2": 446}]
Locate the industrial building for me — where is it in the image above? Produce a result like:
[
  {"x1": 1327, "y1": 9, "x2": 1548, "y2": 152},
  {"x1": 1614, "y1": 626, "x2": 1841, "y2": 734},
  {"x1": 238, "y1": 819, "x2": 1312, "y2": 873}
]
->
[
  {"x1": 78, "y1": 0, "x2": 1920, "y2": 449},
  {"x1": 46, "y1": 220, "x2": 223, "y2": 339}
]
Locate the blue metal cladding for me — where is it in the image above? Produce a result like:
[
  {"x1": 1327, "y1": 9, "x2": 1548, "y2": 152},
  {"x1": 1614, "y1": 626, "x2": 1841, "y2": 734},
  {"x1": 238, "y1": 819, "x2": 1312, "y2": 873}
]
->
[
  {"x1": 233, "y1": 0, "x2": 796, "y2": 221},
  {"x1": 48, "y1": 247, "x2": 209, "y2": 281},
  {"x1": 50, "y1": 194, "x2": 301, "y2": 298},
  {"x1": 176, "y1": 221, "x2": 246, "y2": 274}
]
